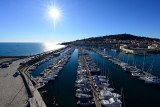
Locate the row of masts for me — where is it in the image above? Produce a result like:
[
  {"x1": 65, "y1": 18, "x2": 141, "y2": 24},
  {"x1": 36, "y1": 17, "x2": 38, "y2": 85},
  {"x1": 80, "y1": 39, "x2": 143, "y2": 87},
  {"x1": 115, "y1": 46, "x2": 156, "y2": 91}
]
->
[
  {"x1": 27, "y1": 47, "x2": 75, "y2": 89},
  {"x1": 91, "y1": 48, "x2": 160, "y2": 85},
  {"x1": 75, "y1": 48, "x2": 122, "y2": 107}
]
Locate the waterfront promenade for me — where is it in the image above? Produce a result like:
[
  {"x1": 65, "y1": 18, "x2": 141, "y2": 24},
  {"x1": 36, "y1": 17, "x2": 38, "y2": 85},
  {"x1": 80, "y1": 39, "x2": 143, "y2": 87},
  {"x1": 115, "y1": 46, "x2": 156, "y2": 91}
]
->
[{"x1": 0, "y1": 59, "x2": 28, "y2": 107}]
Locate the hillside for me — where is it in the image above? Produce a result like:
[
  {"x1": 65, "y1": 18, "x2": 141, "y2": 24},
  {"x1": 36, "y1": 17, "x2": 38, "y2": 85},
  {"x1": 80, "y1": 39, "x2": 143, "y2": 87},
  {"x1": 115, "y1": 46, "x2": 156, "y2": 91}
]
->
[{"x1": 61, "y1": 34, "x2": 160, "y2": 45}]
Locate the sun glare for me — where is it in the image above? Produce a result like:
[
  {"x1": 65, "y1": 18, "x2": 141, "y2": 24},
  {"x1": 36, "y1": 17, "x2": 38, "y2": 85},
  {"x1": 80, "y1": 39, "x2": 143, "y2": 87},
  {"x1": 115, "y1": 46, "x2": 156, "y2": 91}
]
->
[
  {"x1": 49, "y1": 8, "x2": 60, "y2": 19},
  {"x1": 43, "y1": 43, "x2": 65, "y2": 51},
  {"x1": 49, "y1": 7, "x2": 61, "y2": 30}
]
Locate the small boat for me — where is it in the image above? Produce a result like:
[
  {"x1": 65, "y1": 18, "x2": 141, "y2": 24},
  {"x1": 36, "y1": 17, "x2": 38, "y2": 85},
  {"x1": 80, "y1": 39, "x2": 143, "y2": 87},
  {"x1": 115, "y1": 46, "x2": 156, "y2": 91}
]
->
[
  {"x1": 106, "y1": 88, "x2": 114, "y2": 92},
  {"x1": 102, "y1": 83, "x2": 110, "y2": 87},
  {"x1": 75, "y1": 83, "x2": 90, "y2": 88},
  {"x1": 101, "y1": 98, "x2": 121, "y2": 107},
  {"x1": 76, "y1": 88, "x2": 91, "y2": 93},
  {"x1": 43, "y1": 77, "x2": 55, "y2": 81},
  {"x1": 144, "y1": 76, "x2": 160, "y2": 84},
  {"x1": 129, "y1": 69, "x2": 142, "y2": 73},
  {"x1": 112, "y1": 93, "x2": 121, "y2": 98},
  {"x1": 41, "y1": 80, "x2": 48, "y2": 83},
  {"x1": 99, "y1": 90, "x2": 114, "y2": 99},
  {"x1": 131, "y1": 72, "x2": 147, "y2": 77},
  {"x1": 99, "y1": 79, "x2": 108, "y2": 83},
  {"x1": 77, "y1": 99, "x2": 95, "y2": 106},
  {"x1": 76, "y1": 93, "x2": 92, "y2": 99},
  {"x1": 76, "y1": 79, "x2": 89, "y2": 84},
  {"x1": 98, "y1": 76, "x2": 106, "y2": 79},
  {"x1": 99, "y1": 90, "x2": 121, "y2": 99}
]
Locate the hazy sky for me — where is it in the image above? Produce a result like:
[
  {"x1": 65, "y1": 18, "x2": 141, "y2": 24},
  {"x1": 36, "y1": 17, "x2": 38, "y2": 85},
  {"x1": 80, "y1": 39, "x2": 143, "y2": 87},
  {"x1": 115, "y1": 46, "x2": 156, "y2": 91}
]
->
[{"x1": 0, "y1": 0, "x2": 160, "y2": 43}]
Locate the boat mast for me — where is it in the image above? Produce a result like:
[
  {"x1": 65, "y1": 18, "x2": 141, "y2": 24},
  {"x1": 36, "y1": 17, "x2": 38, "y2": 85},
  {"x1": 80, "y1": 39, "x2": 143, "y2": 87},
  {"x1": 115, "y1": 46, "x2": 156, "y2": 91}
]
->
[{"x1": 142, "y1": 52, "x2": 146, "y2": 71}]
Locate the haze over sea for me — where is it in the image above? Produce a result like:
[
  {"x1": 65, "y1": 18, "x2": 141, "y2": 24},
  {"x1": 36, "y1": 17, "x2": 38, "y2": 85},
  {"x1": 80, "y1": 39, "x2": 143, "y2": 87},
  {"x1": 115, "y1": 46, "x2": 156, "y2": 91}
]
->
[{"x1": 0, "y1": 43, "x2": 64, "y2": 56}]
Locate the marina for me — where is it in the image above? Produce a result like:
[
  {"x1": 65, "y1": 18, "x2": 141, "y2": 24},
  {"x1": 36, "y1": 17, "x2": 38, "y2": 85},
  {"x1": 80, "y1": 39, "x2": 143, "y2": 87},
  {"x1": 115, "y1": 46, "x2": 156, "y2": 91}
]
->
[
  {"x1": 26, "y1": 47, "x2": 75, "y2": 89},
  {"x1": 87, "y1": 48, "x2": 160, "y2": 107},
  {"x1": 1, "y1": 0, "x2": 160, "y2": 107},
  {"x1": 23, "y1": 47, "x2": 160, "y2": 107},
  {"x1": 75, "y1": 48, "x2": 122, "y2": 107},
  {"x1": 1, "y1": 45, "x2": 160, "y2": 107},
  {"x1": 91, "y1": 48, "x2": 160, "y2": 85},
  {"x1": 39, "y1": 49, "x2": 79, "y2": 107}
]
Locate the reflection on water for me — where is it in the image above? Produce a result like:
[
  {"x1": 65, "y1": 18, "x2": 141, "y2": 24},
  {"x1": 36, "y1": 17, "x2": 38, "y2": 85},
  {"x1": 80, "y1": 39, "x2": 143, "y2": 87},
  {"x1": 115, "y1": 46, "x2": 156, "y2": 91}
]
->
[
  {"x1": 43, "y1": 43, "x2": 65, "y2": 52},
  {"x1": 0, "y1": 43, "x2": 65, "y2": 56}
]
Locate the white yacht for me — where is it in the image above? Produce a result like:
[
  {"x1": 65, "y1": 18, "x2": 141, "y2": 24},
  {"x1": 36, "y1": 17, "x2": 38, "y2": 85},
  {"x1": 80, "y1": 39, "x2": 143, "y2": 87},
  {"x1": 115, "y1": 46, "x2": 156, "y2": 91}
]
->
[
  {"x1": 76, "y1": 93, "x2": 92, "y2": 99},
  {"x1": 145, "y1": 76, "x2": 160, "y2": 84},
  {"x1": 131, "y1": 72, "x2": 147, "y2": 77},
  {"x1": 101, "y1": 98, "x2": 122, "y2": 107},
  {"x1": 99, "y1": 90, "x2": 114, "y2": 99},
  {"x1": 99, "y1": 90, "x2": 121, "y2": 100}
]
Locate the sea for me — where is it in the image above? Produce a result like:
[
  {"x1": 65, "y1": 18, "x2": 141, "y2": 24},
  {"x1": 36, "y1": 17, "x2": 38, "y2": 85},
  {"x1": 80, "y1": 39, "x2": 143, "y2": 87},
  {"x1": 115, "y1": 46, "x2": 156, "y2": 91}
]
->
[
  {"x1": 0, "y1": 43, "x2": 64, "y2": 56},
  {"x1": 1, "y1": 43, "x2": 160, "y2": 107}
]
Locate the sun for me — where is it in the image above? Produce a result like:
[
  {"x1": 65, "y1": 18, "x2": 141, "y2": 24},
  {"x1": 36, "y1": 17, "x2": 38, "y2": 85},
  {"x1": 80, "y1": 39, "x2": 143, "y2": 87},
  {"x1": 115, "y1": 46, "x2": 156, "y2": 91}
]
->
[
  {"x1": 49, "y1": 8, "x2": 60, "y2": 19},
  {"x1": 48, "y1": 7, "x2": 61, "y2": 30}
]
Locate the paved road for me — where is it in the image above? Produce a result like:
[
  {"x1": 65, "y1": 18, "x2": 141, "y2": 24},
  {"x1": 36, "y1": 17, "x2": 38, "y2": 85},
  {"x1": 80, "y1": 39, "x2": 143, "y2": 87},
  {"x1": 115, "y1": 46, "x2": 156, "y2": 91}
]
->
[{"x1": 0, "y1": 59, "x2": 28, "y2": 107}]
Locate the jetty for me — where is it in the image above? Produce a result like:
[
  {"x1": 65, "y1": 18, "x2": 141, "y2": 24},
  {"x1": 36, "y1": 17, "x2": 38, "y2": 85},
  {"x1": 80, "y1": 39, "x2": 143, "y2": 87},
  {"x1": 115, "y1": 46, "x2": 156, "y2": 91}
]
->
[
  {"x1": 16, "y1": 46, "x2": 70, "y2": 107},
  {"x1": 84, "y1": 57, "x2": 102, "y2": 107},
  {"x1": 75, "y1": 48, "x2": 101, "y2": 107},
  {"x1": 76, "y1": 48, "x2": 122, "y2": 107},
  {"x1": 34, "y1": 47, "x2": 75, "y2": 88}
]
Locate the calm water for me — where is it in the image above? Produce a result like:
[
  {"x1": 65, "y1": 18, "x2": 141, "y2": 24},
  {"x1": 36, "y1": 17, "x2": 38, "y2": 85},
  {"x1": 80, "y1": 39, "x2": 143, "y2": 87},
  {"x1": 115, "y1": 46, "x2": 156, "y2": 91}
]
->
[
  {"x1": 1, "y1": 44, "x2": 160, "y2": 107},
  {"x1": 103, "y1": 48, "x2": 160, "y2": 78},
  {"x1": 39, "y1": 48, "x2": 160, "y2": 107},
  {"x1": 88, "y1": 49, "x2": 160, "y2": 107},
  {"x1": 32, "y1": 57, "x2": 56, "y2": 77},
  {"x1": 40, "y1": 49, "x2": 78, "y2": 107},
  {"x1": 32, "y1": 48, "x2": 70, "y2": 78},
  {"x1": 0, "y1": 43, "x2": 64, "y2": 56}
]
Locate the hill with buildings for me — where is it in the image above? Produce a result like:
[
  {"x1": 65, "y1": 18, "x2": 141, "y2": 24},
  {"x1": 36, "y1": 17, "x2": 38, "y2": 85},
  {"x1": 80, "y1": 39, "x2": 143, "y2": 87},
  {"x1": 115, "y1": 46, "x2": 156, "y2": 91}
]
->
[
  {"x1": 61, "y1": 34, "x2": 160, "y2": 55},
  {"x1": 61, "y1": 34, "x2": 160, "y2": 45}
]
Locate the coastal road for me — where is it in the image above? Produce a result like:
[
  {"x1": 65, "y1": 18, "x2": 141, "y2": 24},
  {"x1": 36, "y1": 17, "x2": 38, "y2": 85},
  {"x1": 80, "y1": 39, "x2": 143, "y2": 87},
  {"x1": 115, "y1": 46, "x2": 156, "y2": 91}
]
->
[{"x1": 0, "y1": 59, "x2": 28, "y2": 107}]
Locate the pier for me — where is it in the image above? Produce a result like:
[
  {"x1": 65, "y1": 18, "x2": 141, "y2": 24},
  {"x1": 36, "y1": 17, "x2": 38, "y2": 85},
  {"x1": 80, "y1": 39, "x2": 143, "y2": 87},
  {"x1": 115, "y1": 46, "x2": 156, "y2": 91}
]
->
[
  {"x1": 16, "y1": 46, "x2": 71, "y2": 107},
  {"x1": 76, "y1": 48, "x2": 102, "y2": 107},
  {"x1": 25, "y1": 47, "x2": 75, "y2": 89},
  {"x1": 84, "y1": 56, "x2": 102, "y2": 107},
  {"x1": 76, "y1": 48, "x2": 122, "y2": 107}
]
